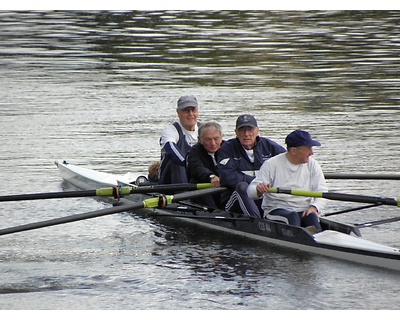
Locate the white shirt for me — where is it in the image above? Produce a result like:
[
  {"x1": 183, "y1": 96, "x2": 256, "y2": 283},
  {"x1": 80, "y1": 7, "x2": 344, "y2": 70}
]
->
[
  {"x1": 247, "y1": 153, "x2": 328, "y2": 214},
  {"x1": 160, "y1": 122, "x2": 198, "y2": 149},
  {"x1": 244, "y1": 148, "x2": 254, "y2": 163}
]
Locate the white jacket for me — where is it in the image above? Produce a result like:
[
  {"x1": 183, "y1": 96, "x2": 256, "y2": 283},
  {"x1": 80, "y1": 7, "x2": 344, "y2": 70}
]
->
[{"x1": 247, "y1": 153, "x2": 328, "y2": 214}]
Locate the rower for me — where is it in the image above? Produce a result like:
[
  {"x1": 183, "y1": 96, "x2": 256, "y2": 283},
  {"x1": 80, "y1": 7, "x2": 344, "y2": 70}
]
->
[
  {"x1": 217, "y1": 114, "x2": 286, "y2": 218},
  {"x1": 247, "y1": 130, "x2": 328, "y2": 233},
  {"x1": 158, "y1": 95, "x2": 200, "y2": 184}
]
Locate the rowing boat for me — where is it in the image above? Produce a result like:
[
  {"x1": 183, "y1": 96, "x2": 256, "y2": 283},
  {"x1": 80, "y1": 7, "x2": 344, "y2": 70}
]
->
[{"x1": 54, "y1": 160, "x2": 400, "y2": 272}]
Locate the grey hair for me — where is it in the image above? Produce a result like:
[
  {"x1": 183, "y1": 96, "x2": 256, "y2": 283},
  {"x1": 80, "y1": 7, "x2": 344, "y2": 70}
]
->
[{"x1": 198, "y1": 122, "x2": 223, "y2": 140}]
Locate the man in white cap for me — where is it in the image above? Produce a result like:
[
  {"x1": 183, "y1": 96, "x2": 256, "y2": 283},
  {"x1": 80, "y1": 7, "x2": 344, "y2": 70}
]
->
[
  {"x1": 247, "y1": 130, "x2": 328, "y2": 232},
  {"x1": 158, "y1": 95, "x2": 199, "y2": 184}
]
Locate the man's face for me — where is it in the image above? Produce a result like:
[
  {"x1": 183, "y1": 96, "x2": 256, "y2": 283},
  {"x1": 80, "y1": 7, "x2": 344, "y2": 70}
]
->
[
  {"x1": 200, "y1": 128, "x2": 222, "y2": 153},
  {"x1": 293, "y1": 146, "x2": 314, "y2": 164},
  {"x1": 177, "y1": 107, "x2": 198, "y2": 130},
  {"x1": 235, "y1": 126, "x2": 259, "y2": 150}
]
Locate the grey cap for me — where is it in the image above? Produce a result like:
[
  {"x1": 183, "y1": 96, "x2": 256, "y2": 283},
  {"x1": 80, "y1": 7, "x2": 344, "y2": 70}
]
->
[{"x1": 177, "y1": 95, "x2": 198, "y2": 110}]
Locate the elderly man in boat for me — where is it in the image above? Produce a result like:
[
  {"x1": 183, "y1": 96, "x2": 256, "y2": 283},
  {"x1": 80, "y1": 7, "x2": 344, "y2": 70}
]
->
[
  {"x1": 186, "y1": 121, "x2": 224, "y2": 209},
  {"x1": 158, "y1": 95, "x2": 199, "y2": 184},
  {"x1": 247, "y1": 130, "x2": 328, "y2": 233},
  {"x1": 217, "y1": 114, "x2": 286, "y2": 218}
]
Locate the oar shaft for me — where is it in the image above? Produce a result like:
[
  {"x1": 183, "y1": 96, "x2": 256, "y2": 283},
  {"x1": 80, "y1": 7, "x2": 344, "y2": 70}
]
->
[
  {"x1": 324, "y1": 173, "x2": 400, "y2": 180},
  {"x1": 356, "y1": 216, "x2": 400, "y2": 228},
  {"x1": 0, "y1": 201, "x2": 144, "y2": 236},
  {"x1": 0, "y1": 183, "x2": 212, "y2": 202},
  {"x1": 148, "y1": 213, "x2": 250, "y2": 221},
  {"x1": 131, "y1": 183, "x2": 212, "y2": 194},
  {"x1": 0, "y1": 186, "x2": 227, "y2": 236},
  {"x1": 0, "y1": 189, "x2": 98, "y2": 202},
  {"x1": 268, "y1": 188, "x2": 400, "y2": 207},
  {"x1": 171, "y1": 186, "x2": 227, "y2": 202},
  {"x1": 0, "y1": 187, "x2": 130, "y2": 202}
]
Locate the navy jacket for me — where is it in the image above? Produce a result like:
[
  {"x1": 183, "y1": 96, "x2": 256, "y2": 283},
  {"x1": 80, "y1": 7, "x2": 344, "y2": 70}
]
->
[{"x1": 216, "y1": 136, "x2": 285, "y2": 189}]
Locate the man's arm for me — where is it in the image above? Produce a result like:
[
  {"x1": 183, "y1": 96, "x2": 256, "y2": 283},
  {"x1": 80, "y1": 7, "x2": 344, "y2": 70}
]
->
[
  {"x1": 217, "y1": 143, "x2": 252, "y2": 188},
  {"x1": 186, "y1": 145, "x2": 214, "y2": 182}
]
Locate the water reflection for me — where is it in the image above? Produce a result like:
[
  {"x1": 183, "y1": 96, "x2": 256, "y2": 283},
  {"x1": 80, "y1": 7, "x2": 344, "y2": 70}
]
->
[
  {"x1": 1, "y1": 10, "x2": 400, "y2": 108},
  {"x1": 142, "y1": 221, "x2": 383, "y2": 309},
  {"x1": 150, "y1": 222, "x2": 318, "y2": 283}
]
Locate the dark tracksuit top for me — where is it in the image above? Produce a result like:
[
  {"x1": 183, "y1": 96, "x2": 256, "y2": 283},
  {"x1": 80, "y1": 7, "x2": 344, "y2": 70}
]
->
[
  {"x1": 216, "y1": 136, "x2": 286, "y2": 206},
  {"x1": 158, "y1": 122, "x2": 192, "y2": 184}
]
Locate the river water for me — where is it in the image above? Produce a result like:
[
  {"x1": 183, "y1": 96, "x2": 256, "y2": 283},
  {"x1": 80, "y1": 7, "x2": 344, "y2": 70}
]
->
[{"x1": 0, "y1": 11, "x2": 399, "y2": 310}]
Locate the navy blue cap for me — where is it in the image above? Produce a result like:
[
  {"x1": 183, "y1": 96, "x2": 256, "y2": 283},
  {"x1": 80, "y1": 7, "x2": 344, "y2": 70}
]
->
[
  {"x1": 236, "y1": 114, "x2": 258, "y2": 129},
  {"x1": 285, "y1": 130, "x2": 321, "y2": 148}
]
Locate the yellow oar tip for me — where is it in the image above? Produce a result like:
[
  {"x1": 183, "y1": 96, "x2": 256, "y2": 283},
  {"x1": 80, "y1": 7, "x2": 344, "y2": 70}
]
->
[{"x1": 197, "y1": 183, "x2": 212, "y2": 189}]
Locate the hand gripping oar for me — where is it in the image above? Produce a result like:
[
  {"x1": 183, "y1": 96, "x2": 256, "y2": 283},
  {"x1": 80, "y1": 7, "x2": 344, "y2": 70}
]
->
[
  {"x1": 0, "y1": 187, "x2": 227, "y2": 236},
  {"x1": 268, "y1": 188, "x2": 400, "y2": 207},
  {"x1": 0, "y1": 183, "x2": 212, "y2": 202}
]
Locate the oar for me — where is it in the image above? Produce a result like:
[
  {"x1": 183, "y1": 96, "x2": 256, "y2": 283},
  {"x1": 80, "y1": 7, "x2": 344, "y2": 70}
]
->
[
  {"x1": 355, "y1": 216, "x2": 400, "y2": 228},
  {"x1": 0, "y1": 183, "x2": 212, "y2": 203},
  {"x1": 0, "y1": 187, "x2": 227, "y2": 236},
  {"x1": 147, "y1": 212, "x2": 251, "y2": 221},
  {"x1": 323, "y1": 204, "x2": 381, "y2": 217},
  {"x1": 268, "y1": 188, "x2": 400, "y2": 207},
  {"x1": 324, "y1": 173, "x2": 400, "y2": 180}
]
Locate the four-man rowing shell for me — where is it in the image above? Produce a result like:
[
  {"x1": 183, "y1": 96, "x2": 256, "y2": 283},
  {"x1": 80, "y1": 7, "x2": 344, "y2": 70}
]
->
[{"x1": 54, "y1": 160, "x2": 400, "y2": 272}]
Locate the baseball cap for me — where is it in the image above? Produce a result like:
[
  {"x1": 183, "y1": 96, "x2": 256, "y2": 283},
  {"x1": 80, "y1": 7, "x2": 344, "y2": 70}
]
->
[
  {"x1": 177, "y1": 95, "x2": 198, "y2": 110},
  {"x1": 236, "y1": 114, "x2": 258, "y2": 129},
  {"x1": 285, "y1": 130, "x2": 321, "y2": 148}
]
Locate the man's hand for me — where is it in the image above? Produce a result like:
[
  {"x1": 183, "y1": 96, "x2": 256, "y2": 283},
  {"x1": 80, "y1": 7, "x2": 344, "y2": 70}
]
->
[
  {"x1": 302, "y1": 205, "x2": 319, "y2": 218},
  {"x1": 211, "y1": 175, "x2": 220, "y2": 187},
  {"x1": 256, "y1": 182, "x2": 270, "y2": 197}
]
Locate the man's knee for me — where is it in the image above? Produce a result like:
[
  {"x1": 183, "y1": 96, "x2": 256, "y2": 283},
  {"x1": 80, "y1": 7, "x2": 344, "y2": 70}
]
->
[{"x1": 235, "y1": 181, "x2": 249, "y2": 194}]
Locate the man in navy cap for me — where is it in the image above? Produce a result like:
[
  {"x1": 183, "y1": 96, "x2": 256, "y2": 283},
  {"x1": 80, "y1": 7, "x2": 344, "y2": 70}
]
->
[
  {"x1": 217, "y1": 114, "x2": 286, "y2": 218},
  {"x1": 158, "y1": 95, "x2": 199, "y2": 184},
  {"x1": 247, "y1": 130, "x2": 328, "y2": 233}
]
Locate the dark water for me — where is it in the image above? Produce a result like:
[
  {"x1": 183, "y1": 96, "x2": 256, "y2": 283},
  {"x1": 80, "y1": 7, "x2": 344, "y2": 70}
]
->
[{"x1": 0, "y1": 11, "x2": 399, "y2": 310}]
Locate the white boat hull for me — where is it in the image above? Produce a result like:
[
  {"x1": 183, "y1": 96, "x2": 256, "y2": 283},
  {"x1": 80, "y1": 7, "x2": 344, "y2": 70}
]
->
[{"x1": 55, "y1": 160, "x2": 400, "y2": 272}]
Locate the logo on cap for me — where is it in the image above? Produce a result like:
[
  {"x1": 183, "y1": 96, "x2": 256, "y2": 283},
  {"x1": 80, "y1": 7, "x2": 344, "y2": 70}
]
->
[{"x1": 236, "y1": 114, "x2": 258, "y2": 129}]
